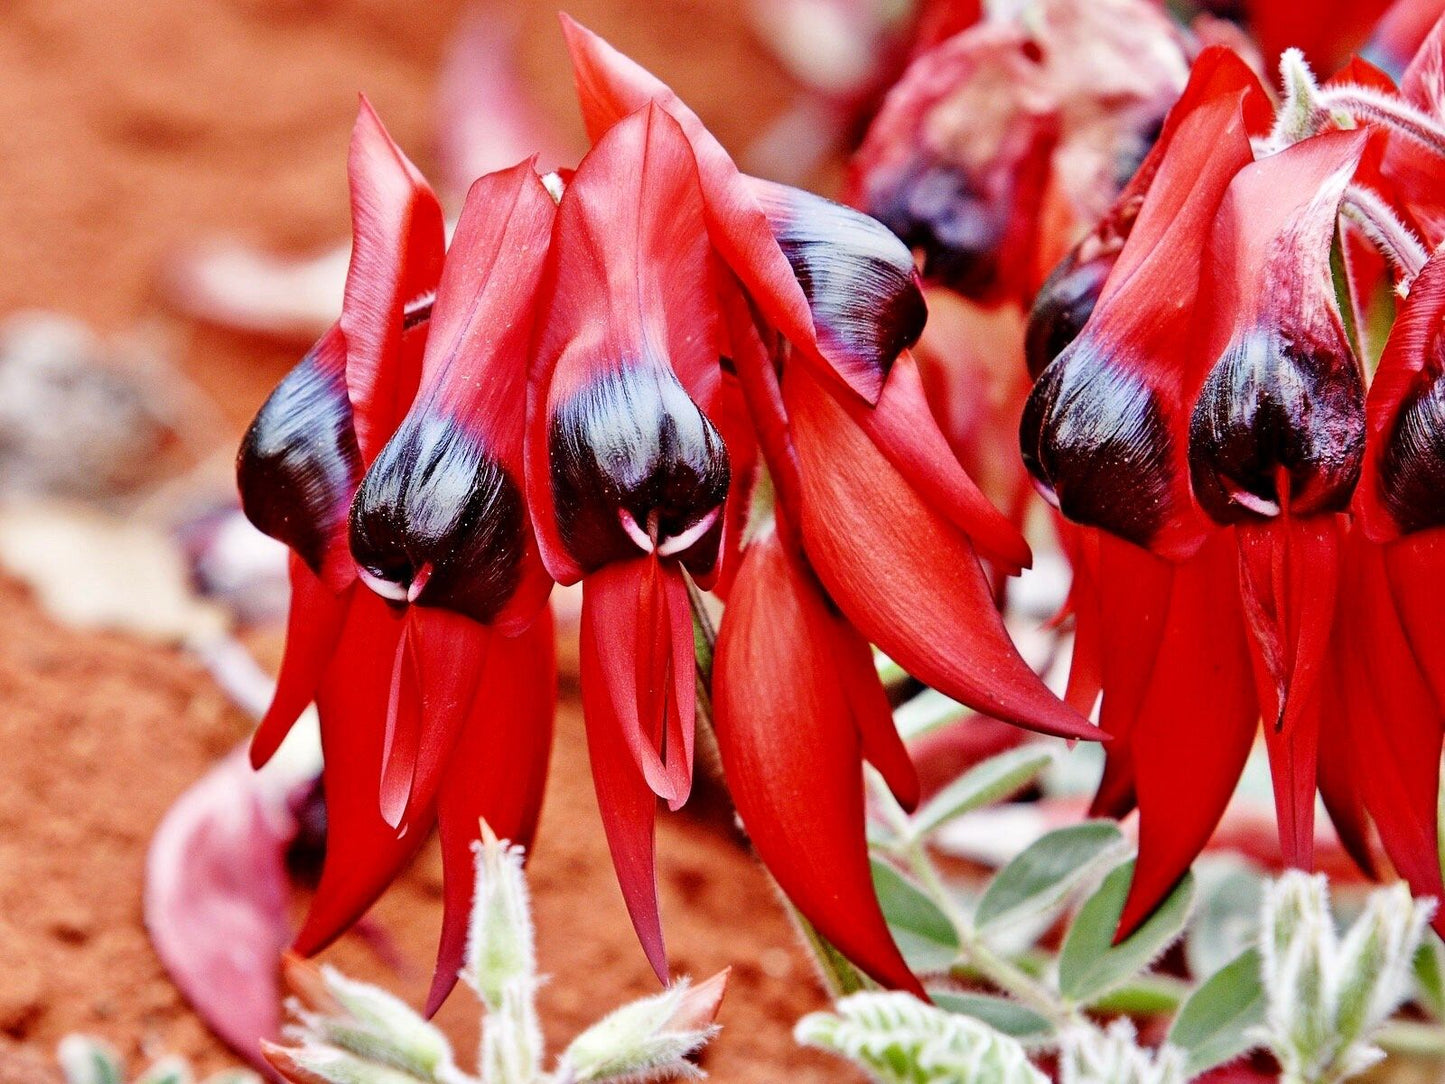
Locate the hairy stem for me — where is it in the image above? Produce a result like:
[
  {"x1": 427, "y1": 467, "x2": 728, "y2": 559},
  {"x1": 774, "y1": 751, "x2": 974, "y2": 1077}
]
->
[
  {"x1": 1316, "y1": 85, "x2": 1445, "y2": 161},
  {"x1": 1341, "y1": 185, "x2": 1430, "y2": 282}
]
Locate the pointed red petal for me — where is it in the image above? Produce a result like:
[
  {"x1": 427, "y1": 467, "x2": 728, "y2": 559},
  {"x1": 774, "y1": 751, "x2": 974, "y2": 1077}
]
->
[
  {"x1": 713, "y1": 527, "x2": 922, "y2": 994},
  {"x1": 556, "y1": 15, "x2": 885, "y2": 403},
  {"x1": 1090, "y1": 532, "x2": 1174, "y2": 819},
  {"x1": 251, "y1": 557, "x2": 351, "y2": 769},
  {"x1": 1237, "y1": 517, "x2": 1342, "y2": 869},
  {"x1": 342, "y1": 97, "x2": 446, "y2": 464},
  {"x1": 295, "y1": 591, "x2": 432, "y2": 955},
  {"x1": 1118, "y1": 533, "x2": 1257, "y2": 938},
  {"x1": 1384, "y1": 530, "x2": 1445, "y2": 713},
  {"x1": 377, "y1": 620, "x2": 422, "y2": 828},
  {"x1": 580, "y1": 581, "x2": 667, "y2": 981},
  {"x1": 427, "y1": 608, "x2": 556, "y2": 1015},
  {"x1": 1314, "y1": 641, "x2": 1379, "y2": 879},
  {"x1": 784, "y1": 360, "x2": 1098, "y2": 741}
]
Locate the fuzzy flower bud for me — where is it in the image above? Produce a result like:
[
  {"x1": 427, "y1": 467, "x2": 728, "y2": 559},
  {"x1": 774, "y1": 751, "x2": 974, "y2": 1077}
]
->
[
  {"x1": 557, "y1": 970, "x2": 728, "y2": 1083},
  {"x1": 1259, "y1": 871, "x2": 1434, "y2": 1083},
  {"x1": 1058, "y1": 1021, "x2": 1185, "y2": 1084},
  {"x1": 795, "y1": 992, "x2": 1046, "y2": 1084},
  {"x1": 464, "y1": 825, "x2": 538, "y2": 1014},
  {"x1": 58, "y1": 1037, "x2": 126, "y2": 1084}
]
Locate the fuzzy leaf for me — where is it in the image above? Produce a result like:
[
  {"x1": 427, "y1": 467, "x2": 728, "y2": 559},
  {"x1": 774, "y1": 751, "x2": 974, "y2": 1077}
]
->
[
  {"x1": 871, "y1": 859, "x2": 960, "y2": 972},
  {"x1": 1167, "y1": 948, "x2": 1266, "y2": 1076},
  {"x1": 911, "y1": 748, "x2": 1055, "y2": 837},
  {"x1": 57, "y1": 1037, "x2": 125, "y2": 1084},
  {"x1": 1058, "y1": 861, "x2": 1194, "y2": 1005},
  {"x1": 975, "y1": 822, "x2": 1123, "y2": 934},
  {"x1": 928, "y1": 991, "x2": 1053, "y2": 1043}
]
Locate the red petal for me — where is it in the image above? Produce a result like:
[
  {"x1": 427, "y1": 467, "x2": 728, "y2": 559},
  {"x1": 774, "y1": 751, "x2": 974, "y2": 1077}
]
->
[
  {"x1": 580, "y1": 581, "x2": 667, "y2": 981},
  {"x1": 713, "y1": 526, "x2": 922, "y2": 994},
  {"x1": 784, "y1": 360, "x2": 1098, "y2": 742},
  {"x1": 1314, "y1": 644, "x2": 1379, "y2": 879},
  {"x1": 295, "y1": 591, "x2": 433, "y2": 955},
  {"x1": 839, "y1": 351, "x2": 1031, "y2": 573},
  {"x1": 1059, "y1": 524, "x2": 1104, "y2": 717},
  {"x1": 342, "y1": 97, "x2": 446, "y2": 464},
  {"x1": 251, "y1": 557, "x2": 351, "y2": 769},
  {"x1": 556, "y1": 15, "x2": 885, "y2": 403},
  {"x1": 1090, "y1": 532, "x2": 1174, "y2": 819},
  {"x1": 1118, "y1": 532, "x2": 1257, "y2": 938},
  {"x1": 1237, "y1": 517, "x2": 1342, "y2": 868},
  {"x1": 428, "y1": 608, "x2": 556, "y2": 1015},
  {"x1": 1249, "y1": 0, "x2": 1392, "y2": 76},
  {"x1": 1384, "y1": 530, "x2": 1445, "y2": 712}
]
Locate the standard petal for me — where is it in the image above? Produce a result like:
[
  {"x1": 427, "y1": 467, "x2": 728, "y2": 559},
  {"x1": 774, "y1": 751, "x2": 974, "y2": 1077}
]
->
[
  {"x1": 580, "y1": 581, "x2": 667, "y2": 982},
  {"x1": 556, "y1": 15, "x2": 887, "y2": 402},
  {"x1": 341, "y1": 97, "x2": 446, "y2": 463},
  {"x1": 784, "y1": 360, "x2": 1098, "y2": 741},
  {"x1": 428, "y1": 608, "x2": 556, "y2": 1015},
  {"x1": 250, "y1": 557, "x2": 351, "y2": 770},
  {"x1": 713, "y1": 526, "x2": 923, "y2": 994},
  {"x1": 529, "y1": 103, "x2": 728, "y2": 584},
  {"x1": 294, "y1": 591, "x2": 433, "y2": 956},
  {"x1": 1118, "y1": 533, "x2": 1257, "y2": 938}
]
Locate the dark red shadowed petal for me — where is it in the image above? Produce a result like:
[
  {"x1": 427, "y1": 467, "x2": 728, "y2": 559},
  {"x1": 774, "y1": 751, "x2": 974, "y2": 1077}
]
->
[
  {"x1": 580, "y1": 577, "x2": 667, "y2": 982},
  {"x1": 1384, "y1": 531, "x2": 1445, "y2": 713},
  {"x1": 783, "y1": 360, "x2": 1098, "y2": 742},
  {"x1": 250, "y1": 557, "x2": 351, "y2": 769},
  {"x1": 1360, "y1": 248, "x2": 1445, "y2": 541},
  {"x1": 713, "y1": 524, "x2": 923, "y2": 994},
  {"x1": 1314, "y1": 630, "x2": 1379, "y2": 879},
  {"x1": 1058, "y1": 525, "x2": 1103, "y2": 716},
  {"x1": 341, "y1": 97, "x2": 446, "y2": 464},
  {"x1": 1342, "y1": 539, "x2": 1445, "y2": 934},
  {"x1": 294, "y1": 591, "x2": 433, "y2": 956},
  {"x1": 1249, "y1": 0, "x2": 1392, "y2": 76},
  {"x1": 556, "y1": 14, "x2": 889, "y2": 404},
  {"x1": 1090, "y1": 532, "x2": 1174, "y2": 820},
  {"x1": 1021, "y1": 50, "x2": 1265, "y2": 559},
  {"x1": 237, "y1": 324, "x2": 360, "y2": 593},
  {"x1": 836, "y1": 350, "x2": 1032, "y2": 573},
  {"x1": 427, "y1": 608, "x2": 556, "y2": 1015},
  {"x1": 1238, "y1": 517, "x2": 1342, "y2": 869},
  {"x1": 1118, "y1": 532, "x2": 1257, "y2": 939},
  {"x1": 528, "y1": 102, "x2": 728, "y2": 585},
  {"x1": 348, "y1": 161, "x2": 556, "y2": 632}
]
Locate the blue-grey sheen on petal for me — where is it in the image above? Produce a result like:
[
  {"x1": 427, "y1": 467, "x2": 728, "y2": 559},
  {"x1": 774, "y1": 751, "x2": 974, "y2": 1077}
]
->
[
  {"x1": 348, "y1": 409, "x2": 527, "y2": 623},
  {"x1": 1025, "y1": 249, "x2": 1114, "y2": 380},
  {"x1": 745, "y1": 176, "x2": 925, "y2": 380},
  {"x1": 1020, "y1": 338, "x2": 1173, "y2": 549},
  {"x1": 1189, "y1": 326, "x2": 1365, "y2": 524},
  {"x1": 549, "y1": 362, "x2": 729, "y2": 577},
  {"x1": 237, "y1": 331, "x2": 361, "y2": 576}
]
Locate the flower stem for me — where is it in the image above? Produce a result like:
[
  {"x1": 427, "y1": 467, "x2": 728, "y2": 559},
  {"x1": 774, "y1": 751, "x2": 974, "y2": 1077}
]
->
[
  {"x1": 1340, "y1": 184, "x2": 1429, "y2": 282},
  {"x1": 1315, "y1": 85, "x2": 1445, "y2": 161}
]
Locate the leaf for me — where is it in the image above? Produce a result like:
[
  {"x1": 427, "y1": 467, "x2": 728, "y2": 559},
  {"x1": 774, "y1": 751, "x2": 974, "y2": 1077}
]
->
[
  {"x1": 911, "y1": 747, "x2": 1056, "y2": 837},
  {"x1": 1167, "y1": 948, "x2": 1266, "y2": 1076},
  {"x1": 1413, "y1": 934, "x2": 1445, "y2": 1020},
  {"x1": 1186, "y1": 858, "x2": 1265, "y2": 979},
  {"x1": 893, "y1": 688, "x2": 968, "y2": 741},
  {"x1": 871, "y1": 859, "x2": 960, "y2": 972},
  {"x1": 975, "y1": 822, "x2": 1123, "y2": 934},
  {"x1": 1057, "y1": 860, "x2": 1195, "y2": 1005},
  {"x1": 928, "y1": 990, "x2": 1054, "y2": 1043},
  {"x1": 57, "y1": 1037, "x2": 125, "y2": 1084}
]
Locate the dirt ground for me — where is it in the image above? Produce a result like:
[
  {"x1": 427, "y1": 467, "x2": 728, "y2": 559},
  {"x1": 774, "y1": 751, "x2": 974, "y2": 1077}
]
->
[{"x1": 0, "y1": 1, "x2": 857, "y2": 1080}]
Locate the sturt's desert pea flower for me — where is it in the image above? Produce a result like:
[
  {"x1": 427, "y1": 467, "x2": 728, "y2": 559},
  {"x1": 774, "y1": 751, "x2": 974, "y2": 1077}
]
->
[
  {"x1": 240, "y1": 13, "x2": 1102, "y2": 1003},
  {"x1": 1022, "y1": 15, "x2": 1445, "y2": 942},
  {"x1": 238, "y1": 105, "x2": 558, "y2": 1010}
]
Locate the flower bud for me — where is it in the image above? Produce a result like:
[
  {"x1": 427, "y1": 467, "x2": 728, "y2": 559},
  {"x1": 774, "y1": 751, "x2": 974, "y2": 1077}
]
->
[
  {"x1": 463, "y1": 827, "x2": 537, "y2": 1015},
  {"x1": 347, "y1": 411, "x2": 528, "y2": 620},
  {"x1": 558, "y1": 972, "x2": 727, "y2": 1083},
  {"x1": 57, "y1": 1036, "x2": 125, "y2": 1084},
  {"x1": 236, "y1": 329, "x2": 360, "y2": 579},
  {"x1": 261, "y1": 1043, "x2": 426, "y2": 1084},
  {"x1": 548, "y1": 363, "x2": 730, "y2": 578},
  {"x1": 1188, "y1": 325, "x2": 1365, "y2": 524},
  {"x1": 1059, "y1": 1021, "x2": 1186, "y2": 1084}
]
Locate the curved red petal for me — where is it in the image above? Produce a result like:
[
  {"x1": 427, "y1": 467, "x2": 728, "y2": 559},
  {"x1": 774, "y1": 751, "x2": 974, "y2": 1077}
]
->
[
  {"x1": 427, "y1": 609, "x2": 556, "y2": 1015},
  {"x1": 713, "y1": 527, "x2": 922, "y2": 994},
  {"x1": 342, "y1": 97, "x2": 446, "y2": 464},
  {"x1": 556, "y1": 15, "x2": 886, "y2": 403},
  {"x1": 294, "y1": 591, "x2": 432, "y2": 956},
  {"x1": 580, "y1": 582, "x2": 667, "y2": 981},
  {"x1": 1314, "y1": 640, "x2": 1379, "y2": 879},
  {"x1": 1118, "y1": 533, "x2": 1257, "y2": 939},
  {"x1": 251, "y1": 557, "x2": 352, "y2": 769},
  {"x1": 785, "y1": 361, "x2": 1098, "y2": 742}
]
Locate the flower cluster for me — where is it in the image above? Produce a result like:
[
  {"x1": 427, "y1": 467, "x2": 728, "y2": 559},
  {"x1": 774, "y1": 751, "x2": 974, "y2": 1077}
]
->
[
  {"x1": 237, "y1": 15, "x2": 1099, "y2": 1007},
  {"x1": 1019, "y1": 19, "x2": 1445, "y2": 937}
]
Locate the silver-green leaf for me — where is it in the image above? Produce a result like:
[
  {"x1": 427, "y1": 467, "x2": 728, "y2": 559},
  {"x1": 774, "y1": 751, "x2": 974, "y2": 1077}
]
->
[
  {"x1": 1167, "y1": 948, "x2": 1266, "y2": 1076},
  {"x1": 911, "y1": 748, "x2": 1056, "y2": 838},
  {"x1": 871, "y1": 859, "x2": 960, "y2": 972},
  {"x1": 975, "y1": 822, "x2": 1123, "y2": 934}
]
